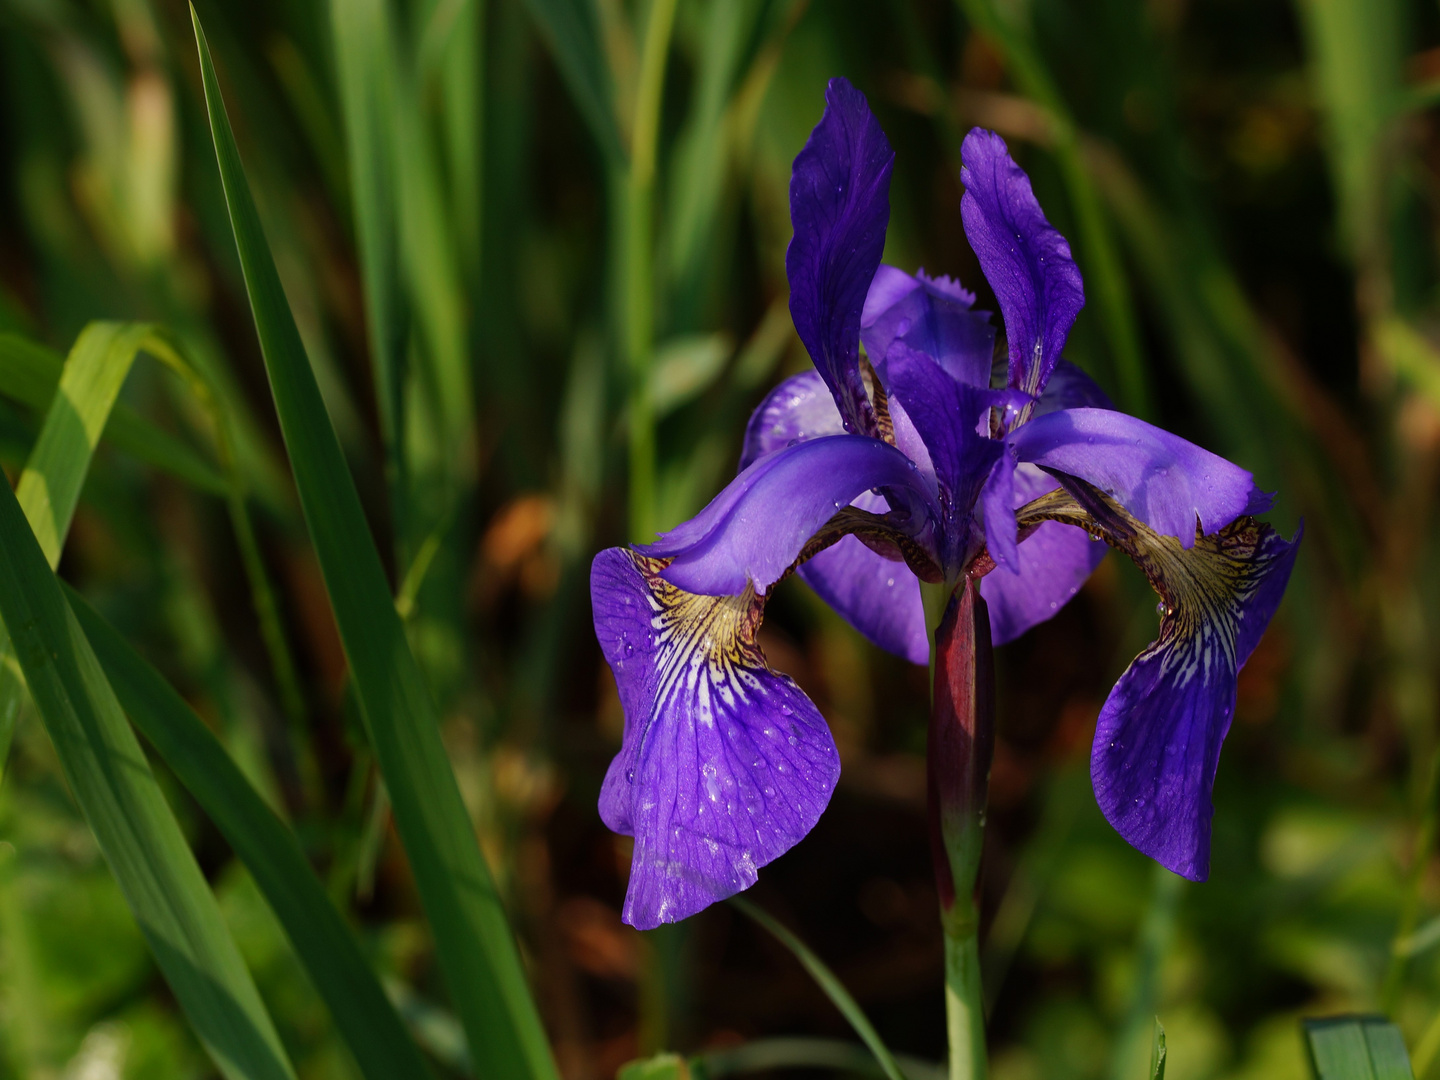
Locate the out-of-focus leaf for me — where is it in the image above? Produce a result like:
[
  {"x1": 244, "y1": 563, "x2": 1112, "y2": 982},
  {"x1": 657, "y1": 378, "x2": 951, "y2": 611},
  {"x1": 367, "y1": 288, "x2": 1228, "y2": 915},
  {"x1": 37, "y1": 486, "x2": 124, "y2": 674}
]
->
[
  {"x1": 649, "y1": 333, "x2": 731, "y2": 416},
  {"x1": 521, "y1": 0, "x2": 624, "y2": 164},
  {"x1": 618, "y1": 1052, "x2": 690, "y2": 1080},
  {"x1": 0, "y1": 444, "x2": 295, "y2": 1080},
  {"x1": 695, "y1": 1038, "x2": 947, "y2": 1080},
  {"x1": 729, "y1": 897, "x2": 908, "y2": 1080},
  {"x1": 191, "y1": 11, "x2": 558, "y2": 1078},
  {"x1": 1151, "y1": 1019, "x2": 1167, "y2": 1080},
  {"x1": 67, "y1": 584, "x2": 434, "y2": 1080},
  {"x1": 1305, "y1": 1016, "x2": 1414, "y2": 1080},
  {"x1": 0, "y1": 332, "x2": 229, "y2": 496},
  {"x1": 329, "y1": 0, "x2": 408, "y2": 521}
]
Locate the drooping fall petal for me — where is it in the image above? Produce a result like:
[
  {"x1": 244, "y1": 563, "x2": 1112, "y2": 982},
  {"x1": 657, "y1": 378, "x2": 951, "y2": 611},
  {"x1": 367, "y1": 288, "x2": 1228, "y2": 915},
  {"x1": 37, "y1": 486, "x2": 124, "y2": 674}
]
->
[{"x1": 593, "y1": 549, "x2": 841, "y2": 928}]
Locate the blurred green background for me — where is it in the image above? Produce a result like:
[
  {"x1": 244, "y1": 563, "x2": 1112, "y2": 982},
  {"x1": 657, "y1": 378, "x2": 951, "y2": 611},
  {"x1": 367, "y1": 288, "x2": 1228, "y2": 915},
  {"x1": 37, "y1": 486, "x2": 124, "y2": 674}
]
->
[{"x1": 0, "y1": 0, "x2": 1437, "y2": 1077}]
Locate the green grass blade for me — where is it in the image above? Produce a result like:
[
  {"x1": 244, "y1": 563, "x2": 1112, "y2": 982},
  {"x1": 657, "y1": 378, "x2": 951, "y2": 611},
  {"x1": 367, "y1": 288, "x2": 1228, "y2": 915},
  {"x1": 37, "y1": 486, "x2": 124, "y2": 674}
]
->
[
  {"x1": 521, "y1": 0, "x2": 624, "y2": 165},
  {"x1": 329, "y1": 0, "x2": 408, "y2": 525},
  {"x1": 0, "y1": 331, "x2": 230, "y2": 496},
  {"x1": 1150, "y1": 1019, "x2": 1167, "y2": 1080},
  {"x1": 66, "y1": 584, "x2": 434, "y2": 1080},
  {"x1": 1306, "y1": 1017, "x2": 1415, "y2": 1080},
  {"x1": 16, "y1": 322, "x2": 149, "y2": 565},
  {"x1": 0, "y1": 461, "x2": 296, "y2": 1080},
  {"x1": 0, "y1": 322, "x2": 191, "y2": 776},
  {"x1": 729, "y1": 897, "x2": 908, "y2": 1080},
  {"x1": 191, "y1": 11, "x2": 558, "y2": 1078}
]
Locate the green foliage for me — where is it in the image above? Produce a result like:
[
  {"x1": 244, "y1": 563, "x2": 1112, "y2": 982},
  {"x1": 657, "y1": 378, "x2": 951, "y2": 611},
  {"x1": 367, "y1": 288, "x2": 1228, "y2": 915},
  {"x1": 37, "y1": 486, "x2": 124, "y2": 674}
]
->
[
  {"x1": 1306, "y1": 1017, "x2": 1414, "y2": 1080},
  {"x1": 1, "y1": 0, "x2": 1440, "y2": 1076}
]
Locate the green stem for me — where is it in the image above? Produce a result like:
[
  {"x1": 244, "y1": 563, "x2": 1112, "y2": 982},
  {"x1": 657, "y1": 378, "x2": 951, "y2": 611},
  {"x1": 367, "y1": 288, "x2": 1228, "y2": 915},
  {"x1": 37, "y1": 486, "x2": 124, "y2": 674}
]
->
[
  {"x1": 923, "y1": 577, "x2": 991, "y2": 1080},
  {"x1": 953, "y1": 0, "x2": 1153, "y2": 419},
  {"x1": 624, "y1": 0, "x2": 678, "y2": 544}
]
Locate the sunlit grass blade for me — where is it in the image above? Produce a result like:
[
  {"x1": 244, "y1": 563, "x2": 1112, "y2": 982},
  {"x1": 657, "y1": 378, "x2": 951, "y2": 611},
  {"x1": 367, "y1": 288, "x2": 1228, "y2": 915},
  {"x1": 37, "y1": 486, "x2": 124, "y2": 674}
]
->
[
  {"x1": 1150, "y1": 1019, "x2": 1167, "y2": 1080},
  {"x1": 191, "y1": 10, "x2": 558, "y2": 1078},
  {"x1": 729, "y1": 896, "x2": 909, "y2": 1080},
  {"x1": 0, "y1": 332, "x2": 230, "y2": 495},
  {"x1": 0, "y1": 323, "x2": 183, "y2": 775},
  {"x1": 65, "y1": 584, "x2": 434, "y2": 1080},
  {"x1": 0, "y1": 464, "x2": 295, "y2": 1080},
  {"x1": 521, "y1": 0, "x2": 624, "y2": 164},
  {"x1": 1305, "y1": 1017, "x2": 1414, "y2": 1080}
]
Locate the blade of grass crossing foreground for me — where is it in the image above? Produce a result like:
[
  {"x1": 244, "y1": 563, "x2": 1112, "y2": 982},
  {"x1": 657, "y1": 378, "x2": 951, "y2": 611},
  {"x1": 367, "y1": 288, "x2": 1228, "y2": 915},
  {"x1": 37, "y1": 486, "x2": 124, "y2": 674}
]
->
[
  {"x1": 0, "y1": 463, "x2": 295, "y2": 1080},
  {"x1": 729, "y1": 897, "x2": 909, "y2": 1080},
  {"x1": 0, "y1": 333, "x2": 229, "y2": 495},
  {"x1": 66, "y1": 584, "x2": 433, "y2": 1079},
  {"x1": 1305, "y1": 1017, "x2": 1414, "y2": 1080},
  {"x1": 0, "y1": 323, "x2": 167, "y2": 775},
  {"x1": 191, "y1": 12, "x2": 558, "y2": 1078}
]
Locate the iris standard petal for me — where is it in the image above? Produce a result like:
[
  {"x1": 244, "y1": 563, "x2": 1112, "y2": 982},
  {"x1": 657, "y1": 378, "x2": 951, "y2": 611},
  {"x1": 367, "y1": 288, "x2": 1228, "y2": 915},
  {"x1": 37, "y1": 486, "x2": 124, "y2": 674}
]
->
[
  {"x1": 860, "y1": 266, "x2": 995, "y2": 388},
  {"x1": 1035, "y1": 358, "x2": 1113, "y2": 415},
  {"x1": 593, "y1": 549, "x2": 840, "y2": 928},
  {"x1": 739, "y1": 370, "x2": 846, "y2": 470},
  {"x1": 980, "y1": 464, "x2": 1106, "y2": 645},
  {"x1": 642, "y1": 435, "x2": 939, "y2": 597},
  {"x1": 1006, "y1": 407, "x2": 1272, "y2": 548},
  {"x1": 960, "y1": 129, "x2": 1084, "y2": 398},
  {"x1": 885, "y1": 345, "x2": 1017, "y2": 529},
  {"x1": 787, "y1": 78, "x2": 894, "y2": 437},
  {"x1": 1089, "y1": 518, "x2": 1301, "y2": 881}
]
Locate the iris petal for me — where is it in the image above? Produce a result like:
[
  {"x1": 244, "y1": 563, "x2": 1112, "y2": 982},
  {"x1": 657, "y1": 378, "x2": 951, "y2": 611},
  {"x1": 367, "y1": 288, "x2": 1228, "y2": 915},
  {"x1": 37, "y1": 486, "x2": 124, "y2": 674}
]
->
[
  {"x1": 787, "y1": 78, "x2": 894, "y2": 437},
  {"x1": 593, "y1": 549, "x2": 841, "y2": 928},
  {"x1": 739, "y1": 370, "x2": 845, "y2": 470},
  {"x1": 960, "y1": 129, "x2": 1084, "y2": 398},
  {"x1": 980, "y1": 361, "x2": 1112, "y2": 641},
  {"x1": 642, "y1": 435, "x2": 939, "y2": 597},
  {"x1": 1091, "y1": 519, "x2": 1301, "y2": 880},
  {"x1": 860, "y1": 266, "x2": 995, "y2": 388},
  {"x1": 1005, "y1": 407, "x2": 1271, "y2": 549},
  {"x1": 1013, "y1": 482, "x2": 1300, "y2": 882},
  {"x1": 980, "y1": 464, "x2": 1106, "y2": 645}
]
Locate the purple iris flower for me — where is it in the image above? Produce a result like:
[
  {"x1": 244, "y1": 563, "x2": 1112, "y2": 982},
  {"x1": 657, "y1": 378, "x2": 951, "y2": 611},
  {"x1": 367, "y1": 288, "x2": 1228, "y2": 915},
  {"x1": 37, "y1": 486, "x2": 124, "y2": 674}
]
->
[{"x1": 592, "y1": 78, "x2": 1300, "y2": 930}]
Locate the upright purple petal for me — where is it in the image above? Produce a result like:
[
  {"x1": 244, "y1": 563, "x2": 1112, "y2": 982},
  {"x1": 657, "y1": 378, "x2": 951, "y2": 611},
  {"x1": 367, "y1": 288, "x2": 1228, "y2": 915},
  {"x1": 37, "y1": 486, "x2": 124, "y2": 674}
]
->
[
  {"x1": 594, "y1": 549, "x2": 840, "y2": 928},
  {"x1": 740, "y1": 370, "x2": 846, "y2": 470},
  {"x1": 860, "y1": 266, "x2": 995, "y2": 388},
  {"x1": 884, "y1": 346, "x2": 1011, "y2": 499},
  {"x1": 960, "y1": 130, "x2": 1084, "y2": 398},
  {"x1": 980, "y1": 464, "x2": 1106, "y2": 645},
  {"x1": 642, "y1": 435, "x2": 940, "y2": 596},
  {"x1": 788, "y1": 78, "x2": 894, "y2": 437},
  {"x1": 1006, "y1": 407, "x2": 1272, "y2": 549},
  {"x1": 1092, "y1": 521, "x2": 1301, "y2": 880}
]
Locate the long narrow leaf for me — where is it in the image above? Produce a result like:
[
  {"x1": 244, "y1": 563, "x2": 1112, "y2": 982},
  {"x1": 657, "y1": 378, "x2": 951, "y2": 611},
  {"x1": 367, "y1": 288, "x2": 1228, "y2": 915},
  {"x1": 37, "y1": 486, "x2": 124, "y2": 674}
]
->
[
  {"x1": 0, "y1": 331, "x2": 229, "y2": 496},
  {"x1": 1305, "y1": 1016, "x2": 1414, "y2": 1080},
  {"x1": 0, "y1": 463, "x2": 295, "y2": 1080},
  {"x1": 191, "y1": 11, "x2": 558, "y2": 1078},
  {"x1": 0, "y1": 323, "x2": 181, "y2": 774},
  {"x1": 66, "y1": 583, "x2": 433, "y2": 1080},
  {"x1": 729, "y1": 897, "x2": 909, "y2": 1080}
]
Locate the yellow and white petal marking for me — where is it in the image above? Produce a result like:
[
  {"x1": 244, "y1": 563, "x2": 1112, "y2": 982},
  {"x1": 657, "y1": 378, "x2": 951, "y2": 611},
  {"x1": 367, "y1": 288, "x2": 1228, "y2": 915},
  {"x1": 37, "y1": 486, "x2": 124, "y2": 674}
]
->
[{"x1": 1016, "y1": 482, "x2": 1300, "y2": 879}]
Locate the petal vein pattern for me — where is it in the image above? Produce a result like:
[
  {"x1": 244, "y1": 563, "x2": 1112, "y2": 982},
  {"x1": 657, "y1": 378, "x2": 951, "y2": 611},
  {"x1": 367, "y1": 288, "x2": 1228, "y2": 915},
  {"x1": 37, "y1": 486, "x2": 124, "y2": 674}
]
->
[
  {"x1": 1016, "y1": 485, "x2": 1300, "y2": 881},
  {"x1": 593, "y1": 550, "x2": 840, "y2": 929}
]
